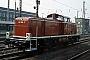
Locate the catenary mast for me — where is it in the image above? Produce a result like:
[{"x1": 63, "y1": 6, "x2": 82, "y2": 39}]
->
[{"x1": 19, "y1": 0, "x2": 22, "y2": 17}]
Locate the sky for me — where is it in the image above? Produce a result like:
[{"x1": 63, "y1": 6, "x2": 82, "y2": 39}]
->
[{"x1": 0, "y1": 0, "x2": 90, "y2": 22}]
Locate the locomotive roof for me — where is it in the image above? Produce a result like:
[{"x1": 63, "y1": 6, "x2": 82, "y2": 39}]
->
[
  {"x1": 47, "y1": 13, "x2": 70, "y2": 19},
  {"x1": 15, "y1": 13, "x2": 71, "y2": 21}
]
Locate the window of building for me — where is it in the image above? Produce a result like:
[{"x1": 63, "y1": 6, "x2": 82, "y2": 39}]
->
[
  {"x1": 3, "y1": 13, "x2": 5, "y2": 17},
  {"x1": 8, "y1": 25, "x2": 13, "y2": 31},
  {"x1": 0, "y1": 13, "x2": 1, "y2": 16},
  {"x1": 16, "y1": 15, "x2": 19, "y2": 17},
  {"x1": 4, "y1": 24, "x2": 6, "y2": 26},
  {"x1": 2, "y1": 13, "x2": 6, "y2": 17},
  {"x1": 13, "y1": 14, "x2": 15, "y2": 18},
  {"x1": 10, "y1": 14, "x2": 12, "y2": 18},
  {"x1": 10, "y1": 19, "x2": 13, "y2": 21},
  {"x1": 77, "y1": 25, "x2": 80, "y2": 27},
  {"x1": 1, "y1": 19, "x2": 5, "y2": 21},
  {"x1": 0, "y1": 24, "x2": 3, "y2": 26},
  {"x1": 81, "y1": 25, "x2": 82, "y2": 27},
  {"x1": 78, "y1": 22, "x2": 80, "y2": 24},
  {"x1": 3, "y1": 19, "x2": 5, "y2": 21}
]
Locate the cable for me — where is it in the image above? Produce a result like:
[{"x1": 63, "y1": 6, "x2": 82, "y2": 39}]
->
[
  {"x1": 22, "y1": 1, "x2": 90, "y2": 18},
  {"x1": 53, "y1": 0, "x2": 90, "y2": 18},
  {"x1": 86, "y1": 2, "x2": 90, "y2": 8},
  {"x1": 22, "y1": 2, "x2": 35, "y2": 7},
  {"x1": 22, "y1": 1, "x2": 78, "y2": 11},
  {"x1": 86, "y1": 3, "x2": 90, "y2": 6},
  {"x1": 53, "y1": 0, "x2": 79, "y2": 10}
]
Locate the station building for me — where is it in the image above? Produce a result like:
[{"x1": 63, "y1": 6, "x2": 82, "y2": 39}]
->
[
  {"x1": 0, "y1": 7, "x2": 36, "y2": 36},
  {"x1": 75, "y1": 18, "x2": 89, "y2": 34}
]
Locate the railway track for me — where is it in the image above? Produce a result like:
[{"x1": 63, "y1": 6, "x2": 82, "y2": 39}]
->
[
  {"x1": 0, "y1": 47, "x2": 24, "y2": 60},
  {"x1": 0, "y1": 35, "x2": 90, "y2": 60},
  {"x1": 0, "y1": 36, "x2": 13, "y2": 49},
  {"x1": 20, "y1": 35, "x2": 90, "y2": 60},
  {"x1": 76, "y1": 49, "x2": 90, "y2": 60},
  {"x1": 68, "y1": 48, "x2": 90, "y2": 60},
  {"x1": 1, "y1": 50, "x2": 24, "y2": 60},
  {"x1": 67, "y1": 36, "x2": 90, "y2": 60},
  {"x1": 0, "y1": 36, "x2": 25, "y2": 60}
]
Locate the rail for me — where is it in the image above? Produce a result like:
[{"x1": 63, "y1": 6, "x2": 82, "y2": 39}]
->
[{"x1": 68, "y1": 49, "x2": 90, "y2": 60}]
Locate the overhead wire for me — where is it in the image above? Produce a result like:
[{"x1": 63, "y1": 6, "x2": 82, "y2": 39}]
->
[
  {"x1": 86, "y1": 2, "x2": 90, "y2": 8},
  {"x1": 53, "y1": 0, "x2": 90, "y2": 18},
  {"x1": 53, "y1": 0, "x2": 79, "y2": 11},
  {"x1": 22, "y1": 1, "x2": 78, "y2": 12},
  {"x1": 23, "y1": 1, "x2": 90, "y2": 18}
]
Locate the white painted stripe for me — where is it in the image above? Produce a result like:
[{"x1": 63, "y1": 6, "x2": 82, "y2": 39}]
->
[{"x1": 31, "y1": 34, "x2": 80, "y2": 39}]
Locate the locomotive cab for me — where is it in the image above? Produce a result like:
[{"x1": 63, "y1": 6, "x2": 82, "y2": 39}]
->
[{"x1": 5, "y1": 17, "x2": 38, "y2": 51}]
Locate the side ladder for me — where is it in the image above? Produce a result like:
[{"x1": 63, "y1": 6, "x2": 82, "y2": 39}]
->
[{"x1": 25, "y1": 33, "x2": 37, "y2": 51}]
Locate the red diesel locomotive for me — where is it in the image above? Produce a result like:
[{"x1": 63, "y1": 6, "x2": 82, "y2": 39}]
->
[{"x1": 5, "y1": 13, "x2": 80, "y2": 51}]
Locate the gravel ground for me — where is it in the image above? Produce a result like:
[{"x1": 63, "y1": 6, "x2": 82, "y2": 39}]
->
[
  {"x1": 21, "y1": 41, "x2": 90, "y2": 60},
  {"x1": 74, "y1": 41, "x2": 90, "y2": 60}
]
